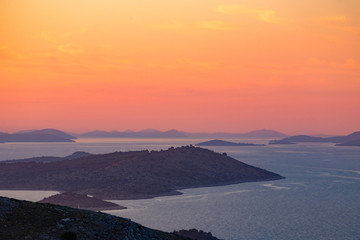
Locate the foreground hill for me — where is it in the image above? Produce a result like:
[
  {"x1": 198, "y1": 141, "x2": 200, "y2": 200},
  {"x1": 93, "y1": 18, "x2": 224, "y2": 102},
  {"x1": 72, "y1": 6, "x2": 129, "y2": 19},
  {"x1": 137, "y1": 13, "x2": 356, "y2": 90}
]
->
[
  {"x1": 0, "y1": 196, "x2": 187, "y2": 240},
  {"x1": 196, "y1": 139, "x2": 265, "y2": 146},
  {"x1": 0, "y1": 146, "x2": 283, "y2": 199}
]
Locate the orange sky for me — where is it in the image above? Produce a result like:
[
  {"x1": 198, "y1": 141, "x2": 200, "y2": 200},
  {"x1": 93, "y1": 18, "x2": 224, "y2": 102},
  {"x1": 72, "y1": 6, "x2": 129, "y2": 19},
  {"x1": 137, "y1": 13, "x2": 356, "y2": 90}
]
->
[{"x1": 1, "y1": 0, "x2": 359, "y2": 135}]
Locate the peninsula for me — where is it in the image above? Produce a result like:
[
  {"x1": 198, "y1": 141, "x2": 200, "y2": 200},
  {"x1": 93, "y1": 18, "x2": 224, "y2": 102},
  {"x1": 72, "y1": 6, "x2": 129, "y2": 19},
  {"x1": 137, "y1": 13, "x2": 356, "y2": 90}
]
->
[{"x1": 0, "y1": 146, "x2": 284, "y2": 200}]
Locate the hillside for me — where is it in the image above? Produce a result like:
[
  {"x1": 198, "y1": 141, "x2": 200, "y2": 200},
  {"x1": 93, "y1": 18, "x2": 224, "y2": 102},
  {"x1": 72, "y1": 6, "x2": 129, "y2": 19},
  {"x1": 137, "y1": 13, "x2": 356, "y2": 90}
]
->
[
  {"x1": 0, "y1": 146, "x2": 283, "y2": 200},
  {"x1": 0, "y1": 196, "x2": 187, "y2": 240}
]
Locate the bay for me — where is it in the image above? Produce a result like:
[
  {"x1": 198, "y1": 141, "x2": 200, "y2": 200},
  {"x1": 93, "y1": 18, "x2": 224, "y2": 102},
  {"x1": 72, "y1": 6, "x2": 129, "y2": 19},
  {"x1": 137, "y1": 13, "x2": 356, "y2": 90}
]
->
[{"x1": 0, "y1": 139, "x2": 359, "y2": 240}]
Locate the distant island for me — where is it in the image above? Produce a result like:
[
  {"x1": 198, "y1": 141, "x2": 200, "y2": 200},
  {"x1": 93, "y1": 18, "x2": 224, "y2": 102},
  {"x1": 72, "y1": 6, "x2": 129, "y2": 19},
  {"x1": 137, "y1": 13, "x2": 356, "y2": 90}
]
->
[
  {"x1": 0, "y1": 146, "x2": 284, "y2": 200},
  {"x1": 269, "y1": 131, "x2": 360, "y2": 146},
  {"x1": 0, "y1": 129, "x2": 76, "y2": 143},
  {"x1": 38, "y1": 192, "x2": 126, "y2": 211},
  {"x1": 196, "y1": 139, "x2": 265, "y2": 147},
  {"x1": 335, "y1": 139, "x2": 360, "y2": 146}
]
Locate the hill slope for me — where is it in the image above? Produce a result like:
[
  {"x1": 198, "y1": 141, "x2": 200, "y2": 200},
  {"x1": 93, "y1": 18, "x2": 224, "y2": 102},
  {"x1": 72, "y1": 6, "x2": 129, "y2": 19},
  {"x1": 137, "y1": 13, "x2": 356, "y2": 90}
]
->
[
  {"x1": 0, "y1": 146, "x2": 283, "y2": 199},
  {"x1": 0, "y1": 196, "x2": 186, "y2": 240}
]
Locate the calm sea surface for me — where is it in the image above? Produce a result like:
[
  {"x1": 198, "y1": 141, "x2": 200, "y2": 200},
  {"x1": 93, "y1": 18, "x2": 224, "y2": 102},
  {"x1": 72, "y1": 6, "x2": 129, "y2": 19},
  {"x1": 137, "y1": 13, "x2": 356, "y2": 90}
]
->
[{"x1": 0, "y1": 138, "x2": 359, "y2": 240}]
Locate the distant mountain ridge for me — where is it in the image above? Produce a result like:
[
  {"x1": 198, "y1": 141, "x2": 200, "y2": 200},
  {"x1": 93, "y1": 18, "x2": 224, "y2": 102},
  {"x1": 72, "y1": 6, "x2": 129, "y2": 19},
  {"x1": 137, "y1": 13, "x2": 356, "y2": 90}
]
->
[
  {"x1": 79, "y1": 129, "x2": 288, "y2": 138},
  {"x1": 1, "y1": 128, "x2": 288, "y2": 139},
  {"x1": 80, "y1": 129, "x2": 187, "y2": 138}
]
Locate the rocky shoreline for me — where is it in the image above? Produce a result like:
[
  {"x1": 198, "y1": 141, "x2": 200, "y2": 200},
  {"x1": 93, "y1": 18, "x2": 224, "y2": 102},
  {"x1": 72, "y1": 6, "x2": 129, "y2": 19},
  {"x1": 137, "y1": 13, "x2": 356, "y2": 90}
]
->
[{"x1": 38, "y1": 192, "x2": 127, "y2": 211}]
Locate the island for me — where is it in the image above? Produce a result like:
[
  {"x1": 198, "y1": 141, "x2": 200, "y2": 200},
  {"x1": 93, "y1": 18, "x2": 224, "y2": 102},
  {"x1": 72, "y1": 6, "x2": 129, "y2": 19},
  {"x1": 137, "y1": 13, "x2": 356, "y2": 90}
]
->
[
  {"x1": 38, "y1": 192, "x2": 126, "y2": 211},
  {"x1": 0, "y1": 196, "x2": 189, "y2": 240},
  {"x1": 0, "y1": 129, "x2": 76, "y2": 143},
  {"x1": 271, "y1": 131, "x2": 360, "y2": 146},
  {"x1": 196, "y1": 139, "x2": 265, "y2": 146},
  {"x1": 0, "y1": 146, "x2": 284, "y2": 200},
  {"x1": 15, "y1": 128, "x2": 77, "y2": 140}
]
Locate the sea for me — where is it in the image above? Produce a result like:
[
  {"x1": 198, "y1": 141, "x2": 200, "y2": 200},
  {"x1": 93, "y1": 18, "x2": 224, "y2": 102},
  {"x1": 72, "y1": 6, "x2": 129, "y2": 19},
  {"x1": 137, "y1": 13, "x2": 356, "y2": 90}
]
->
[{"x1": 0, "y1": 138, "x2": 359, "y2": 240}]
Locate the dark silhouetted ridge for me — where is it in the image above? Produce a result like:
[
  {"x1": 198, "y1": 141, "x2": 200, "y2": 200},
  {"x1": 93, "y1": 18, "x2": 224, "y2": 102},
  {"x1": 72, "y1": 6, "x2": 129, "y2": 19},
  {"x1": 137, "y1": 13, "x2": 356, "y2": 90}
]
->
[{"x1": 0, "y1": 196, "x2": 187, "y2": 240}]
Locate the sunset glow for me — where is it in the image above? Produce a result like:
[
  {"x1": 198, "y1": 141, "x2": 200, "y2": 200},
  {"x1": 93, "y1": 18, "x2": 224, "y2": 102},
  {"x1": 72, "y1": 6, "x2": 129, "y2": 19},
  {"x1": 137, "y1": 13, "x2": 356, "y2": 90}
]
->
[{"x1": 1, "y1": 0, "x2": 359, "y2": 134}]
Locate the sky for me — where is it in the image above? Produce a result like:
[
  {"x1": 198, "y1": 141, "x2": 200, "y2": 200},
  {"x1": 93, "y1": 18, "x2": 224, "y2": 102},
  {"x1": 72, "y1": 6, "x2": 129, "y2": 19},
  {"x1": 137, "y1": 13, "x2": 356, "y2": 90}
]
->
[{"x1": 1, "y1": 0, "x2": 359, "y2": 135}]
